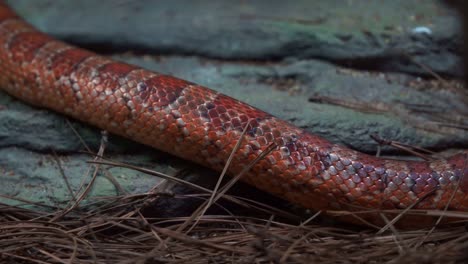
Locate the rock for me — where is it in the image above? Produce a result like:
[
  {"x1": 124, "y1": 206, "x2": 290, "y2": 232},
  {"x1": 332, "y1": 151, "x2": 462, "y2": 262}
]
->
[{"x1": 8, "y1": 0, "x2": 463, "y2": 77}]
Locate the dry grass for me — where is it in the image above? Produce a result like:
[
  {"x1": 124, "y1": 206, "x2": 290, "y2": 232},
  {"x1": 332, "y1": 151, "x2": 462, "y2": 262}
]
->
[
  {"x1": 1, "y1": 193, "x2": 468, "y2": 263},
  {"x1": 1, "y1": 157, "x2": 468, "y2": 264}
]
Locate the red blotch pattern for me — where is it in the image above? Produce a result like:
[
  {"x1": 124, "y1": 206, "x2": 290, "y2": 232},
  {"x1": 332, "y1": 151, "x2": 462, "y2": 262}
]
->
[{"x1": 7, "y1": 32, "x2": 51, "y2": 62}]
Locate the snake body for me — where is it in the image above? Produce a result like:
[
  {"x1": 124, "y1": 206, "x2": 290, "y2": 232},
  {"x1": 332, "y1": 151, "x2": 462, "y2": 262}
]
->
[{"x1": 0, "y1": 2, "x2": 466, "y2": 225}]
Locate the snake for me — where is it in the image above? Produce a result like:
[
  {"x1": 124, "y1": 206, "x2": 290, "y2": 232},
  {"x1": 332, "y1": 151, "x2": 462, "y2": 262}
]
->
[{"x1": 0, "y1": 1, "x2": 466, "y2": 226}]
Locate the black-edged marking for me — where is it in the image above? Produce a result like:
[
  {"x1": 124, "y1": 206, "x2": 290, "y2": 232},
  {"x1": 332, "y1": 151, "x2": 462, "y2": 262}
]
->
[{"x1": 7, "y1": 32, "x2": 52, "y2": 62}]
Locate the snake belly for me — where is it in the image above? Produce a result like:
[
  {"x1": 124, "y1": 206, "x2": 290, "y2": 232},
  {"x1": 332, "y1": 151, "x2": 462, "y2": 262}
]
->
[{"x1": 0, "y1": 1, "x2": 466, "y2": 226}]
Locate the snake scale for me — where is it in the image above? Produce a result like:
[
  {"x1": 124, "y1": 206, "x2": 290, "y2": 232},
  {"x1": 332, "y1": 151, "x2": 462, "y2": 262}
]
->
[{"x1": 0, "y1": 1, "x2": 466, "y2": 226}]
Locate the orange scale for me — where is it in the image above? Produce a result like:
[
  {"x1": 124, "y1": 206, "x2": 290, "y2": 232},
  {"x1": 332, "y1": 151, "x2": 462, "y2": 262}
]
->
[
  {"x1": 181, "y1": 114, "x2": 193, "y2": 124},
  {"x1": 367, "y1": 185, "x2": 381, "y2": 195},
  {"x1": 338, "y1": 183, "x2": 350, "y2": 193},
  {"x1": 189, "y1": 109, "x2": 203, "y2": 120},
  {"x1": 195, "y1": 125, "x2": 208, "y2": 137},
  {"x1": 192, "y1": 133, "x2": 208, "y2": 145},
  {"x1": 103, "y1": 99, "x2": 122, "y2": 116},
  {"x1": 183, "y1": 121, "x2": 196, "y2": 132},
  {"x1": 317, "y1": 183, "x2": 331, "y2": 194},
  {"x1": 332, "y1": 176, "x2": 344, "y2": 185},
  {"x1": 192, "y1": 133, "x2": 206, "y2": 145},
  {"x1": 193, "y1": 116, "x2": 206, "y2": 126},
  {"x1": 256, "y1": 136, "x2": 268, "y2": 146},
  {"x1": 79, "y1": 108, "x2": 92, "y2": 119},
  {"x1": 139, "y1": 117, "x2": 153, "y2": 130},
  {"x1": 307, "y1": 178, "x2": 324, "y2": 188},
  {"x1": 221, "y1": 136, "x2": 235, "y2": 148},
  {"x1": 270, "y1": 151, "x2": 283, "y2": 162},
  {"x1": 220, "y1": 149, "x2": 232, "y2": 158},
  {"x1": 35, "y1": 69, "x2": 48, "y2": 80},
  {"x1": 178, "y1": 104, "x2": 190, "y2": 114},
  {"x1": 248, "y1": 165, "x2": 264, "y2": 176},
  {"x1": 130, "y1": 122, "x2": 144, "y2": 135},
  {"x1": 259, "y1": 158, "x2": 272, "y2": 168},
  {"x1": 354, "y1": 197, "x2": 368, "y2": 207},
  {"x1": 99, "y1": 98, "x2": 114, "y2": 111},
  {"x1": 166, "y1": 123, "x2": 181, "y2": 134},
  {"x1": 131, "y1": 99, "x2": 144, "y2": 113},
  {"x1": 291, "y1": 174, "x2": 306, "y2": 184},
  {"x1": 93, "y1": 105, "x2": 107, "y2": 117},
  {"x1": 344, "y1": 178, "x2": 356, "y2": 189},
  {"x1": 276, "y1": 160, "x2": 290, "y2": 171},
  {"x1": 273, "y1": 171, "x2": 289, "y2": 182},
  {"x1": 399, "y1": 197, "x2": 413, "y2": 207},
  {"x1": 271, "y1": 165, "x2": 282, "y2": 175},
  {"x1": 79, "y1": 86, "x2": 91, "y2": 96},
  {"x1": 366, "y1": 198, "x2": 381, "y2": 208},
  {"x1": 163, "y1": 113, "x2": 176, "y2": 124},
  {"x1": 186, "y1": 100, "x2": 198, "y2": 110},
  {"x1": 207, "y1": 131, "x2": 218, "y2": 141},
  {"x1": 349, "y1": 188, "x2": 362, "y2": 198},
  {"x1": 325, "y1": 178, "x2": 339, "y2": 189},
  {"x1": 329, "y1": 189, "x2": 342, "y2": 199},
  {"x1": 271, "y1": 129, "x2": 282, "y2": 139},
  {"x1": 447, "y1": 197, "x2": 458, "y2": 208},
  {"x1": 392, "y1": 189, "x2": 406, "y2": 200},
  {"x1": 183, "y1": 134, "x2": 197, "y2": 145},
  {"x1": 113, "y1": 109, "x2": 129, "y2": 123},
  {"x1": 205, "y1": 145, "x2": 218, "y2": 156},
  {"x1": 422, "y1": 185, "x2": 439, "y2": 194},
  {"x1": 254, "y1": 163, "x2": 269, "y2": 174},
  {"x1": 105, "y1": 101, "x2": 121, "y2": 116},
  {"x1": 190, "y1": 131, "x2": 205, "y2": 145},
  {"x1": 137, "y1": 128, "x2": 152, "y2": 139},
  {"x1": 193, "y1": 97, "x2": 205, "y2": 105},
  {"x1": 58, "y1": 84, "x2": 74, "y2": 98},
  {"x1": 384, "y1": 189, "x2": 397, "y2": 198},
  {"x1": 149, "y1": 111, "x2": 165, "y2": 123},
  {"x1": 150, "y1": 122, "x2": 164, "y2": 134}
]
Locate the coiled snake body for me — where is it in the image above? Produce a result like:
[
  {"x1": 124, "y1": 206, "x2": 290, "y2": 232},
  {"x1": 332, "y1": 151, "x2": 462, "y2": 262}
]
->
[{"x1": 0, "y1": 2, "x2": 466, "y2": 226}]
